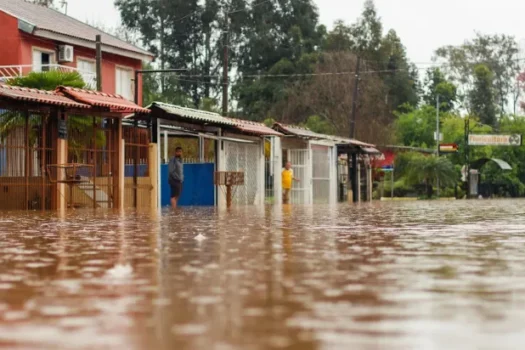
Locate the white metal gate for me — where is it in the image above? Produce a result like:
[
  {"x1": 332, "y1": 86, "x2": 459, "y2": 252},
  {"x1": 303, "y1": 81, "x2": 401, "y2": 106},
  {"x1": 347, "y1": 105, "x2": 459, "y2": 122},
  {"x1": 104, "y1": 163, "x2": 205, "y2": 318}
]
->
[
  {"x1": 312, "y1": 145, "x2": 331, "y2": 204},
  {"x1": 225, "y1": 141, "x2": 261, "y2": 205},
  {"x1": 289, "y1": 149, "x2": 310, "y2": 204}
]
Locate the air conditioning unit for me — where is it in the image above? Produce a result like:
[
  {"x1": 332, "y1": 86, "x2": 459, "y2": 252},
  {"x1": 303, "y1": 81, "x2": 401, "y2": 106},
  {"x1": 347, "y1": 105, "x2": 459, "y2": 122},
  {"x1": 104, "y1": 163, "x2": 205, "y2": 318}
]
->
[{"x1": 58, "y1": 45, "x2": 74, "y2": 63}]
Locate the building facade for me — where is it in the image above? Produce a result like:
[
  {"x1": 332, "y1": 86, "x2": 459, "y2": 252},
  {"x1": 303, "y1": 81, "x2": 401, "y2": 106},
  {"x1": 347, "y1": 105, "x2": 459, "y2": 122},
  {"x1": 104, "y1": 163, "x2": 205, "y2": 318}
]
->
[{"x1": 0, "y1": 0, "x2": 153, "y2": 102}]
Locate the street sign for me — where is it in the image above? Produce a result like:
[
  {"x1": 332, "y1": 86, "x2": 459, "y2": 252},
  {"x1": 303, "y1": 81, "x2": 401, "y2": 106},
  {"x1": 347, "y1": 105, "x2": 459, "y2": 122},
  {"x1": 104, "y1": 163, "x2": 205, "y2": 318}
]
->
[
  {"x1": 381, "y1": 165, "x2": 393, "y2": 172},
  {"x1": 439, "y1": 143, "x2": 458, "y2": 153},
  {"x1": 468, "y1": 134, "x2": 522, "y2": 146}
]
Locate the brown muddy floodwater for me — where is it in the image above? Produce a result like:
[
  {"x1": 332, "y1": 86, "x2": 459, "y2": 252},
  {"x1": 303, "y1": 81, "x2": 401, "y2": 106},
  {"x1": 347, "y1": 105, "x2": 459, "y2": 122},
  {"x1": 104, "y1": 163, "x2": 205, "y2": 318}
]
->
[{"x1": 1, "y1": 200, "x2": 525, "y2": 350}]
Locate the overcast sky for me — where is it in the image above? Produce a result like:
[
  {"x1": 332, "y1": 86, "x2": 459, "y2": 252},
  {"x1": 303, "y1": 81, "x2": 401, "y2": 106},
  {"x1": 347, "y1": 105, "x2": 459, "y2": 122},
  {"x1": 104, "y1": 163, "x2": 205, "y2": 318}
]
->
[{"x1": 64, "y1": 0, "x2": 525, "y2": 64}]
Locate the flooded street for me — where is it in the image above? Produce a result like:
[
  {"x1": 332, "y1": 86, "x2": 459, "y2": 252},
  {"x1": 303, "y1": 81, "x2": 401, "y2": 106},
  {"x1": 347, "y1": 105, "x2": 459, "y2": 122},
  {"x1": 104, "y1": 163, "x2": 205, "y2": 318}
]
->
[{"x1": 1, "y1": 201, "x2": 525, "y2": 349}]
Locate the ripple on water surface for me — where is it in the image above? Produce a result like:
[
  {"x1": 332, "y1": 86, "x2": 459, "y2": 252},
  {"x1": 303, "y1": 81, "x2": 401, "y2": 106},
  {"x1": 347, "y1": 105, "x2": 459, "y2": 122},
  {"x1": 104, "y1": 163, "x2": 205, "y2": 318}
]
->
[{"x1": 0, "y1": 201, "x2": 525, "y2": 349}]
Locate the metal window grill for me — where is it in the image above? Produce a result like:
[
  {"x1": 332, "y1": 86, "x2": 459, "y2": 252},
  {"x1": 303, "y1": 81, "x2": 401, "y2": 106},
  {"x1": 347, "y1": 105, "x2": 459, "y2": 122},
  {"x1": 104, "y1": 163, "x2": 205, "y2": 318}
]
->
[
  {"x1": 225, "y1": 141, "x2": 260, "y2": 206},
  {"x1": 289, "y1": 149, "x2": 309, "y2": 204}
]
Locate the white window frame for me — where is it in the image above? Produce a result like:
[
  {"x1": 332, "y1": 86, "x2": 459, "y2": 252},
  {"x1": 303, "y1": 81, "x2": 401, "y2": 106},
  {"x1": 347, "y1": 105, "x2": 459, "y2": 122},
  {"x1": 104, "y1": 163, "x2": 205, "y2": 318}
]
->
[
  {"x1": 76, "y1": 57, "x2": 96, "y2": 87},
  {"x1": 32, "y1": 47, "x2": 56, "y2": 72},
  {"x1": 115, "y1": 65, "x2": 134, "y2": 100}
]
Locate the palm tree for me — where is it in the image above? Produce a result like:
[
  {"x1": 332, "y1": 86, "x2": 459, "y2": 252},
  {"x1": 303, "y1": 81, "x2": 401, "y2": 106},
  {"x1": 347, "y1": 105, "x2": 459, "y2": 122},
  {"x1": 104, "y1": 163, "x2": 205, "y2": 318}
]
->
[
  {"x1": 1, "y1": 71, "x2": 85, "y2": 137},
  {"x1": 406, "y1": 154, "x2": 457, "y2": 199},
  {"x1": 2, "y1": 71, "x2": 105, "y2": 160}
]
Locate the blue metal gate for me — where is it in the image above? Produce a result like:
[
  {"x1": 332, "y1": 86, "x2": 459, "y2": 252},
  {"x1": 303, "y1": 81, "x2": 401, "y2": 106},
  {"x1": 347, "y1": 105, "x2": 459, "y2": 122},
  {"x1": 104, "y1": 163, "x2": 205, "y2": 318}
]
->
[{"x1": 160, "y1": 163, "x2": 215, "y2": 207}]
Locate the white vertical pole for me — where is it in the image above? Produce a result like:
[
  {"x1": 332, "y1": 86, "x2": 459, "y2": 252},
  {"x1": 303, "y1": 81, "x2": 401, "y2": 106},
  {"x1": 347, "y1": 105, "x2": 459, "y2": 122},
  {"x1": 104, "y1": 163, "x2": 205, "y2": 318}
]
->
[
  {"x1": 436, "y1": 94, "x2": 440, "y2": 198},
  {"x1": 163, "y1": 130, "x2": 168, "y2": 164},
  {"x1": 273, "y1": 137, "x2": 282, "y2": 206},
  {"x1": 156, "y1": 121, "x2": 162, "y2": 210},
  {"x1": 330, "y1": 146, "x2": 337, "y2": 204},
  {"x1": 307, "y1": 141, "x2": 313, "y2": 205},
  {"x1": 259, "y1": 139, "x2": 265, "y2": 206},
  {"x1": 391, "y1": 164, "x2": 394, "y2": 199}
]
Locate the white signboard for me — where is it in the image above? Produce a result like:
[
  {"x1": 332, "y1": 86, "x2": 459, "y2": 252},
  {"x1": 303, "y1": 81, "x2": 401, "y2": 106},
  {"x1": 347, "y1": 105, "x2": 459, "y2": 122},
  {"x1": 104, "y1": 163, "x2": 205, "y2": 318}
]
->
[{"x1": 468, "y1": 134, "x2": 522, "y2": 146}]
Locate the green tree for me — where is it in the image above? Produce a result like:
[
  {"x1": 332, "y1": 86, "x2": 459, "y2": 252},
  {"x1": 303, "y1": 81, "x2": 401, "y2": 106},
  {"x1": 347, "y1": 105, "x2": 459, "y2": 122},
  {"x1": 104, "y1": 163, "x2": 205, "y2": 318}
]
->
[
  {"x1": 8, "y1": 70, "x2": 84, "y2": 90},
  {"x1": 424, "y1": 68, "x2": 457, "y2": 112},
  {"x1": 235, "y1": 0, "x2": 324, "y2": 120},
  {"x1": 404, "y1": 153, "x2": 457, "y2": 199},
  {"x1": 394, "y1": 105, "x2": 439, "y2": 148},
  {"x1": 349, "y1": 0, "x2": 383, "y2": 60},
  {"x1": 469, "y1": 64, "x2": 497, "y2": 127},
  {"x1": 302, "y1": 115, "x2": 336, "y2": 135},
  {"x1": 436, "y1": 33, "x2": 520, "y2": 115},
  {"x1": 3, "y1": 72, "x2": 85, "y2": 137},
  {"x1": 3, "y1": 71, "x2": 104, "y2": 153},
  {"x1": 323, "y1": 20, "x2": 352, "y2": 52},
  {"x1": 379, "y1": 29, "x2": 420, "y2": 111},
  {"x1": 116, "y1": 0, "x2": 248, "y2": 108}
]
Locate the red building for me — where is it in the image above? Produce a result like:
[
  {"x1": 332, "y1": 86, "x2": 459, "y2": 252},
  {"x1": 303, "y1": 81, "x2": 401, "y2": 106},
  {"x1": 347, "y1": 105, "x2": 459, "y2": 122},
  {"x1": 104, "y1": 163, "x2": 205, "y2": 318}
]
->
[{"x1": 0, "y1": 0, "x2": 154, "y2": 103}]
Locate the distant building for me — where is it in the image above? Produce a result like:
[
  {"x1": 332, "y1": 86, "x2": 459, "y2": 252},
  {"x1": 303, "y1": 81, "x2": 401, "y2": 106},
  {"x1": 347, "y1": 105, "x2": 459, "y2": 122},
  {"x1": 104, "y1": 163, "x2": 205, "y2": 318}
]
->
[{"x1": 0, "y1": 0, "x2": 154, "y2": 102}]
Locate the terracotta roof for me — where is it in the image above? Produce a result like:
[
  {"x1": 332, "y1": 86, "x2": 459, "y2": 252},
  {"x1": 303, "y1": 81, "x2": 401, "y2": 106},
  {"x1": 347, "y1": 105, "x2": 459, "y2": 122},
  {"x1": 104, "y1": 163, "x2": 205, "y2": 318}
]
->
[
  {"x1": 0, "y1": 0, "x2": 153, "y2": 61},
  {"x1": 150, "y1": 102, "x2": 237, "y2": 126},
  {"x1": 0, "y1": 84, "x2": 89, "y2": 108},
  {"x1": 57, "y1": 86, "x2": 150, "y2": 114},
  {"x1": 227, "y1": 118, "x2": 283, "y2": 136}
]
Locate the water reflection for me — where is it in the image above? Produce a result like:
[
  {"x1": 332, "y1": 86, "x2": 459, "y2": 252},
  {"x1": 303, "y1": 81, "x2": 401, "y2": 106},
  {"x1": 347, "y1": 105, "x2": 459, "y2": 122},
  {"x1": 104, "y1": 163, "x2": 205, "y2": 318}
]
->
[{"x1": 1, "y1": 200, "x2": 525, "y2": 349}]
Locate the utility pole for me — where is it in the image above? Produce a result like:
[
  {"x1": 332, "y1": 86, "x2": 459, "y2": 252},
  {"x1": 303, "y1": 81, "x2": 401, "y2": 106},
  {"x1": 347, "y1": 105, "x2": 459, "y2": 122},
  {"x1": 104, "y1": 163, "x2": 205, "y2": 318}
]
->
[
  {"x1": 95, "y1": 35, "x2": 102, "y2": 92},
  {"x1": 349, "y1": 56, "x2": 361, "y2": 203},
  {"x1": 349, "y1": 56, "x2": 361, "y2": 139},
  {"x1": 464, "y1": 117, "x2": 470, "y2": 199},
  {"x1": 436, "y1": 94, "x2": 440, "y2": 198},
  {"x1": 159, "y1": 0, "x2": 166, "y2": 93},
  {"x1": 222, "y1": 11, "x2": 229, "y2": 117}
]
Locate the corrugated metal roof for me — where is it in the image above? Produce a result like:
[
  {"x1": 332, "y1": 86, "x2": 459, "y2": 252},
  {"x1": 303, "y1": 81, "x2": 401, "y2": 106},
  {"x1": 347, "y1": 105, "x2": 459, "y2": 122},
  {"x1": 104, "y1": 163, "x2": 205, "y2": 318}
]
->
[
  {"x1": 58, "y1": 86, "x2": 150, "y2": 114},
  {"x1": 150, "y1": 102, "x2": 237, "y2": 126},
  {"x1": 274, "y1": 122, "x2": 375, "y2": 147},
  {"x1": 227, "y1": 118, "x2": 283, "y2": 136},
  {"x1": 273, "y1": 123, "x2": 324, "y2": 139},
  {"x1": 0, "y1": 0, "x2": 153, "y2": 61},
  {"x1": 0, "y1": 84, "x2": 90, "y2": 108},
  {"x1": 326, "y1": 135, "x2": 375, "y2": 148}
]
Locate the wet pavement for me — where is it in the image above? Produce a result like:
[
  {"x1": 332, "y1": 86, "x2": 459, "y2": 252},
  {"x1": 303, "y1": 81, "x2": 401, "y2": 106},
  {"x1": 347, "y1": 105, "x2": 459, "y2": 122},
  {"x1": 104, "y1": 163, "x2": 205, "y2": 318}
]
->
[{"x1": 1, "y1": 200, "x2": 525, "y2": 349}]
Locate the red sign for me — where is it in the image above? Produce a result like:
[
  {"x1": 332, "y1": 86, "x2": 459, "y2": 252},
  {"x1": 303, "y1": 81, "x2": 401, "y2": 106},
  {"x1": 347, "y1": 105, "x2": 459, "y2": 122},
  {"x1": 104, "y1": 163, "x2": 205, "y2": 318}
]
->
[{"x1": 439, "y1": 143, "x2": 458, "y2": 153}]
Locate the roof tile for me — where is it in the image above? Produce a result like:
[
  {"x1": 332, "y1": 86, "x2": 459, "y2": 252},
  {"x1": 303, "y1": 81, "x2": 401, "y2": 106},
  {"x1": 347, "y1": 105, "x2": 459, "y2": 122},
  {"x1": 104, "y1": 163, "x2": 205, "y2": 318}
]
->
[
  {"x1": 227, "y1": 118, "x2": 283, "y2": 136},
  {"x1": 57, "y1": 86, "x2": 150, "y2": 114},
  {"x1": 0, "y1": 84, "x2": 89, "y2": 108}
]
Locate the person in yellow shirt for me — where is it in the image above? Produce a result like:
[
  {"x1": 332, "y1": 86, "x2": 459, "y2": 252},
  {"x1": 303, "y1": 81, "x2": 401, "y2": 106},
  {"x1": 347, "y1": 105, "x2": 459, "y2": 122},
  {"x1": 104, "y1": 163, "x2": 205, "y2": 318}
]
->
[{"x1": 282, "y1": 161, "x2": 300, "y2": 204}]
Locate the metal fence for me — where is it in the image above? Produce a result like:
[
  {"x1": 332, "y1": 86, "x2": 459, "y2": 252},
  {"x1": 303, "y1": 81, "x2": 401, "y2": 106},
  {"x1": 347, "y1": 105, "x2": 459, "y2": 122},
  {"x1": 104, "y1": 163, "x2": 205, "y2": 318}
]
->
[
  {"x1": 225, "y1": 141, "x2": 261, "y2": 206},
  {"x1": 312, "y1": 145, "x2": 331, "y2": 204},
  {"x1": 0, "y1": 110, "x2": 54, "y2": 210},
  {"x1": 67, "y1": 117, "x2": 117, "y2": 209},
  {"x1": 124, "y1": 126, "x2": 151, "y2": 209}
]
